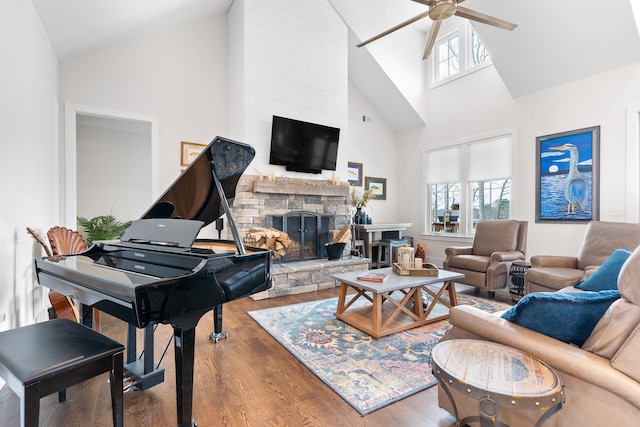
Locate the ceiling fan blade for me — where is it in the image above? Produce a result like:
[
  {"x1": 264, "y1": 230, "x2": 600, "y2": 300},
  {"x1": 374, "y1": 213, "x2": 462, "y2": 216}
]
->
[
  {"x1": 411, "y1": 0, "x2": 466, "y2": 7},
  {"x1": 411, "y1": 0, "x2": 436, "y2": 6},
  {"x1": 357, "y1": 11, "x2": 431, "y2": 48},
  {"x1": 423, "y1": 19, "x2": 442, "y2": 60},
  {"x1": 454, "y1": 6, "x2": 517, "y2": 31}
]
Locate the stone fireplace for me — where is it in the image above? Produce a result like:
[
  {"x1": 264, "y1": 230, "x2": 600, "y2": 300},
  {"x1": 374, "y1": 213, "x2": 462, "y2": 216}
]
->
[
  {"x1": 228, "y1": 175, "x2": 370, "y2": 298},
  {"x1": 230, "y1": 175, "x2": 351, "y2": 242}
]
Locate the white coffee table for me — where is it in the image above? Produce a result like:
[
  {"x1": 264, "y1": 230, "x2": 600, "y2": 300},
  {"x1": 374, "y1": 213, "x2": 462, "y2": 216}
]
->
[{"x1": 332, "y1": 267, "x2": 464, "y2": 338}]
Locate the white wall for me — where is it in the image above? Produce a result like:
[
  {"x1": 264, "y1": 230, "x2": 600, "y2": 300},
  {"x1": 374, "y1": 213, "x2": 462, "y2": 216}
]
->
[
  {"x1": 347, "y1": 81, "x2": 398, "y2": 223},
  {"x1": 0, "y1": 0, "x2": 59, "y2": 329},
  {"x1": 59, "y1": 14, "x2": 229, "y2": 194},
  {"x1": 59, "y1": 1, "x2": 399, "y2": 225},
  {"x1": 399, "y1": 62, "x2": 640, "y2": 265},
  {"x1": 228, "y1": 0, "x2": 349, "y2": 181}
]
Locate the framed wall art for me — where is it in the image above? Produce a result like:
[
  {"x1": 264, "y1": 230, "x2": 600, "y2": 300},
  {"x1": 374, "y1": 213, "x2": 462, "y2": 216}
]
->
[
  {"x1": 180, "y1": 141, "x2": 207, "y2": 166},
  {"x1": 365, "y1": 176, "x2": 387, "y2": 200},
  {"x1": 347, "y1": 162, "x2": 363, "y2": 186},
  {"x1": 535, "y1": 126, "x2": 600, "y2": 223}
]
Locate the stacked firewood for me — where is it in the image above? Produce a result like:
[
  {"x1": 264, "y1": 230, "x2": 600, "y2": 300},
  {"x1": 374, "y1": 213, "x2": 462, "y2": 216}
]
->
[
  {"x1": 244, "y1": 227, "x2": 291, "y2": 258},
  {"x1": 330, "y1": 225, "x2": 351, "y2": 244}
]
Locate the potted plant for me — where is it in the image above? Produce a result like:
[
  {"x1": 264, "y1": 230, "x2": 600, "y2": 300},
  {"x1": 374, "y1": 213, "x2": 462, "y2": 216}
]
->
[
  {"x1": 77, "y1": 213, "x2": 132, "y2": 245},
  {"x1": 350, "y1": 188, "x2": 375, "y2": 224}
]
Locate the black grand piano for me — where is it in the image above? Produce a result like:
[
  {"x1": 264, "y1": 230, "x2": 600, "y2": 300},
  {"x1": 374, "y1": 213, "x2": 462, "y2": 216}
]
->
[{"x1": 34, "y1": 137, "x2": 272, "y2": 427}]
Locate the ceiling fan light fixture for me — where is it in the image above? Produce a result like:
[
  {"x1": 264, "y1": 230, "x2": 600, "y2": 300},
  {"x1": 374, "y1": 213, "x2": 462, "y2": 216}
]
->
[{"x1": 429, "y1": 0, "x2": 457, "y2": 21}]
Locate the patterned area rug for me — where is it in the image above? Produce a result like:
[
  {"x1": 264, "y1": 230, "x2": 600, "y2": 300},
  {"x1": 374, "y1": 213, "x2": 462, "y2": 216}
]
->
[{"x1": 248, "y1": 293, "x2": 510, "y2": 415}]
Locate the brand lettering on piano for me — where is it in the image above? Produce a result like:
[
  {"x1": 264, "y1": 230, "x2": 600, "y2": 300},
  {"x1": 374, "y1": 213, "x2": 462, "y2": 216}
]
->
[
  {"x1": 134, "y1": 264, "x2": 146, "y2": 271},
  {"x1": 134, "y1": 252, "x2": 146, "y2": 258}
]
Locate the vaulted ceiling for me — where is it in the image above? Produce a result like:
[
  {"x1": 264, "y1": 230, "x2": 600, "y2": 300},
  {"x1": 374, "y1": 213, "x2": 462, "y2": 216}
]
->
[{"x1": 33, "y1": 0, "x2": 640, "y2": 131}]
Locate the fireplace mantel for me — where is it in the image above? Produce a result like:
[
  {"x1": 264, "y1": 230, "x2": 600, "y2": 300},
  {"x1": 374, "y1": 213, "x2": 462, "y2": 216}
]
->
[{"x1": 252, "y1": 176, "x2": 349, "y2": 197}]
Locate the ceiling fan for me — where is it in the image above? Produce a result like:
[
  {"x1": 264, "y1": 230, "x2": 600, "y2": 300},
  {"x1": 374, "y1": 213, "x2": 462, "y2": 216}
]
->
[{"x1": 357, "y1": 0, "x2": 517, "y2": 60}]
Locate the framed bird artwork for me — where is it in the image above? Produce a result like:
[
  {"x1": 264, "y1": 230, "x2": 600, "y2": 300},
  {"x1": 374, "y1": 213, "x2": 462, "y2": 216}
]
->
[{"x1": 535, "y1": 126, "x2": 600, "y2": 223}]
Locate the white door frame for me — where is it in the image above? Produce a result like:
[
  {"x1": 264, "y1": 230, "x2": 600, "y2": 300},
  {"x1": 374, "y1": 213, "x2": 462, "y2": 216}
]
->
[
  {"x1": 626, "y1": 102, "x2": 640, "y2": 223},
  {"x1": 63, "y1": 102, "x2": 160, "y2": 227}
]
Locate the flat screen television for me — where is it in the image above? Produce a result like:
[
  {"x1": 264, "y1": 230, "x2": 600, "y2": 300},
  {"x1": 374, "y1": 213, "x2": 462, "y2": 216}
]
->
[{"x1": 269, "y1": 115, "x2": 340, "y2": 174}]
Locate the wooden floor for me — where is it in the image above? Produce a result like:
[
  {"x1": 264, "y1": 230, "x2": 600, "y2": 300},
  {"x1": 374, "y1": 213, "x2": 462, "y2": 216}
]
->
[{"x1": 0, "y1": 286, "x2": 511, "y2": 427}]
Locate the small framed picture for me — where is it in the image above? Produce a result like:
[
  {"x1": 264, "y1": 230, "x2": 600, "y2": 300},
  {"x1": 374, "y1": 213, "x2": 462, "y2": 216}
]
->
[
  {"x1": 365, "y1": 176, "x2": 387, "y2": 200},
  {"x1": 180, "y1": 141, "x2": 207, "y2": 166},
  {"x1": 347, "y1": 162, "x2": 363, "y2": 186}
]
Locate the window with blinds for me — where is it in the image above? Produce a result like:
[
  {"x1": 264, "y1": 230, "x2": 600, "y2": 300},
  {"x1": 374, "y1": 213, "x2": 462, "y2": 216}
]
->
[{"x1": 425, "y1": 133, "x2": 513, "y2": 235}]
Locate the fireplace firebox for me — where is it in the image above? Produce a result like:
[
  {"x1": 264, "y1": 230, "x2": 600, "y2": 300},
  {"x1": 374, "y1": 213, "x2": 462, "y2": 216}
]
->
[{"x1": 266, "y1": 211, "x2": 336, "y2": 262}]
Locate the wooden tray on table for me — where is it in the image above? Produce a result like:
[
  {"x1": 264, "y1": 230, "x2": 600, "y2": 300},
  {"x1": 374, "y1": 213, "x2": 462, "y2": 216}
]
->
[{"x1": 393, "y1": 262, "x2": 439, "y2": 276}]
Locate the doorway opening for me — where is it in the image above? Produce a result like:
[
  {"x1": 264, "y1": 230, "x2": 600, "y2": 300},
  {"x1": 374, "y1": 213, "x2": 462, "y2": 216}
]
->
[{"x1": 64, "y1": 103, "x2": 159, "y2": 228}]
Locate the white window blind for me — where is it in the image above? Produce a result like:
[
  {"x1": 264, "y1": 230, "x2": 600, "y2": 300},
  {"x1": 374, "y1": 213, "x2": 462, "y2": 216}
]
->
[
  {"x1": 468, "y1": 136, "x2": 512, "y2": 181},
  {"x1": 426, "y1": 146, "x2": 460, "y2": 184}
]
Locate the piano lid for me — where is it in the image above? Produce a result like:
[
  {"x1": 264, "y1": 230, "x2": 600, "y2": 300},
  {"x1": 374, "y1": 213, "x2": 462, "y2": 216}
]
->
[{"x1": 141, "y1": 136, "x2": 255, "y2": 227}]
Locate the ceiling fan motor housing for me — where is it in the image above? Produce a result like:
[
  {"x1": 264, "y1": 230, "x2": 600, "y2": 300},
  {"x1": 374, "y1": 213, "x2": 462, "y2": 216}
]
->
[{"x1": 429, "y1": 0, "x2": 457, "y2": 21}]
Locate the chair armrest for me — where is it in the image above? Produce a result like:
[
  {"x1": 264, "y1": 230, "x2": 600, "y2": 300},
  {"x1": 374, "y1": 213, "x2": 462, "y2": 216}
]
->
[
  {"x1": 444, "y1": 246, "x2": 473, "y2": 257},
  {"x1": 443, "y1": 246, "x2": 473, "y2": 270},
  {"x1": 530, "y1": 255, "x2": 578, "y2": 268},
  {"x1": 490, "y1": 250, "x2": 525, "y2": 263}
]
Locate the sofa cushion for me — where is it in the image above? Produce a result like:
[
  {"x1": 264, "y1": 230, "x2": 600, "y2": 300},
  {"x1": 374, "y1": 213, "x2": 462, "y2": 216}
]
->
[
  {"x1": 575, "y1": 249, "x2": 632, "y2": 291},
  {"x1": 617, "y1": 245, "x2": 640, "y2": 305},
  {"x1": 501, "y1": 290, "x2": 620, "y2": 346},
  {"x1": 447, "y1": 255, "x2": 490, "y2": 272},
  {"x1": 611, "y1": 324, "x2": 640, "y2": 382},
  {"x1": 582, "y1": 299, "x2": 640, "y2": 359}
]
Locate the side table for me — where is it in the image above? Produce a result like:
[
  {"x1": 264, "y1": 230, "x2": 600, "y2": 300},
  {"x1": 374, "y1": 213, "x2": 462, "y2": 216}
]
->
[
  {"x1": 431, "y1": 339, "x2": 564, "y2": 427},
  {"x1": 509, "y1": 261, "x2": 531, "y2": 302}
]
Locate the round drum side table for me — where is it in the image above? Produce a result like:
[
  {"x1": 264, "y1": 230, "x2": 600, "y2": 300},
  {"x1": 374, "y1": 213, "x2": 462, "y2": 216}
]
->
[{"x1": 431, "y1": 339, "x2": 564, "y2": 427}]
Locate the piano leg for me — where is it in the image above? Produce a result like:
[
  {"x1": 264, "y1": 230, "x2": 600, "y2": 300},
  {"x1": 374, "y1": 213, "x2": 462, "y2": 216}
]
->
[
  {"x1": 174, "y1": 326, "x2": 197, "y2": 427},
  {"x1": 209, "y1": 304, "x2": 228, "y2": 343},
  {"x1": 81, "y1": 304, "x2": 94, "y2": 328}
]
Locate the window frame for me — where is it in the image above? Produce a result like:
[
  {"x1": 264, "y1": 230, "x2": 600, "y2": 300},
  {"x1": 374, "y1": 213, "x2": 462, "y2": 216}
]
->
[
  {"x1": 436, "y1": 31, "x2": 460, "y2": 81},
  {"x1": 422, "y1": 128, "x2": 518, "y2": 237},
  {"x1": 431, "y1": 23, "x2": 493, "y2": 88}
]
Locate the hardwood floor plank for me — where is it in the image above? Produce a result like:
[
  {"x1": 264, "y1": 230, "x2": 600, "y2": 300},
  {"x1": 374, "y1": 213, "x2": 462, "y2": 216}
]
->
[{"x1": 0, "y1": 286, "x2": 461, "y2": 426}]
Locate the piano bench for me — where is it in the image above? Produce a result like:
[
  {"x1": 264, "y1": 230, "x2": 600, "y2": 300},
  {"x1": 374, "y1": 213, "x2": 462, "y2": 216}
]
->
[{"x1": 0, "y1": 318, "x2": 124, "y2": 427}]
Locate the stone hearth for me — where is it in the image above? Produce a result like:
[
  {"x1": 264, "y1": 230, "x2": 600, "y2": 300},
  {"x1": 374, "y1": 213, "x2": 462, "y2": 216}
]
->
[{"x1": 251, "y1": 257, "x2": 370, "y2": 300}]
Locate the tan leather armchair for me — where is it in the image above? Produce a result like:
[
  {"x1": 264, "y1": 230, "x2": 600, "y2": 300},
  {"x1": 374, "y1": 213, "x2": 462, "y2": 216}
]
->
[
  {"x1": 525, "y1": 221, "x2": 640, "y2": 294},
  {"x1": 443, "y1": 220, "x2": 528, "y2": 298}
]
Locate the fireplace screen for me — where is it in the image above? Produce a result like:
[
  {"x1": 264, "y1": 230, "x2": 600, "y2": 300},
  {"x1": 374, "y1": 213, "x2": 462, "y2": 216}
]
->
[{"x1": 267, "y1": 211, "x2": 334, "y2": 261}]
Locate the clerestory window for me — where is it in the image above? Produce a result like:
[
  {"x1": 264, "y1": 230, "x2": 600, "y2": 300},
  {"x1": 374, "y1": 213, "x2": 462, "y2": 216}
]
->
[{"x1": 432, "y1": 23, "x2": 491, "y2": 86}]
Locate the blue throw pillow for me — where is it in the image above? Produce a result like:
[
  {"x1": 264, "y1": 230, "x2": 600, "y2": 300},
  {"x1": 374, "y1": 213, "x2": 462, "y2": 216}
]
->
[
  {"x1": 575, "y1": 248, "x2": 632, "y2": 291},
  {"x1": 501, "y1": 290, "x2": 620, "y2": 346}
]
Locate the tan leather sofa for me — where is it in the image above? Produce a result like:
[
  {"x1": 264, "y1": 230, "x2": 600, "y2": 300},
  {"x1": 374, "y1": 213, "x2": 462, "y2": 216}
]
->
[
  {"x1": 436, "y1": 245, "x2": 640, "y2": 426},
  {"x1": 525, "y1": 221, "x2": 640, "y2": 294},
  {"x1": 443, "y1": 220, "x2": 527, "y2": 299}
]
